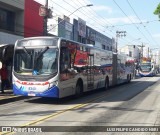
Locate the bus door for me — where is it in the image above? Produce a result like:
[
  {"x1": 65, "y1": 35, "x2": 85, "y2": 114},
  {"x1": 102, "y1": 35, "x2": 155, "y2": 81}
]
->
[
  {"x1": 59, "y1": 45, "x2": 75, "y2": 97},
  {"x1": 87, "y1": 54, "x2": 94, "y2": 90}
]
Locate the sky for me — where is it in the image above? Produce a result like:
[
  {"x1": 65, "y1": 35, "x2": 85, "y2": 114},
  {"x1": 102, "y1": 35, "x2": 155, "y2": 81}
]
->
[{"x1": 35, "y1": 0, "x2": 160, "y2": 50}]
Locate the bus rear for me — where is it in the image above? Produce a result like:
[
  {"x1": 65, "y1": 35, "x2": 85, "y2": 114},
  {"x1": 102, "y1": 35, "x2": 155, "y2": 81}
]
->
[{"x1": 13, "y1": 37, "x2": 60, "y2": 98}]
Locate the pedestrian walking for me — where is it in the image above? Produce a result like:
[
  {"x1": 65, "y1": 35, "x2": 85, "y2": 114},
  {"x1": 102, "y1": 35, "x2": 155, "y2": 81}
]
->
[{"x1": 0, "y1": 63, "x2": 9, "y2": 93}]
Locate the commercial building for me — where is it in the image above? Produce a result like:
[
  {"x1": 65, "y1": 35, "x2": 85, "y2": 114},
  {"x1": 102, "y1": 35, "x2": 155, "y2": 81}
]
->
[
  {"x1": 119, "y1": 44, "x2": 160, "y2": 66},
  {"x1": 49, "y1": 15, "x2": 115, "y2": 51},
  {"x1": 24, "y1": 0, "x2": 43, "y2": 37},
  {"x1": 73, "y1": 18, "x2": 114, "y2": 51},
  {"x1": 0, "y1": 0, "x2": 114, "y2": 50},
  {"x1": 120, "y1": 45, "x2": 140, "y2": 61},
  {"x1": 0, "y1": 0, "x2": 43, "y2": 44}
]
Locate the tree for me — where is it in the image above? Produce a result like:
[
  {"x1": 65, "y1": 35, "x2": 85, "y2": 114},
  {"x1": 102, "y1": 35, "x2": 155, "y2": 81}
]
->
[{"x1": 154, "y1": 3, "x2": 160, "y2": 19}]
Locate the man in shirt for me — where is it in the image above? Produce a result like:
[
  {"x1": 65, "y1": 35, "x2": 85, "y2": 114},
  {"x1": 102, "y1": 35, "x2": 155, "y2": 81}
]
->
[{"x1": 0, "y1": 63, "x2": 9, "y2": 93}]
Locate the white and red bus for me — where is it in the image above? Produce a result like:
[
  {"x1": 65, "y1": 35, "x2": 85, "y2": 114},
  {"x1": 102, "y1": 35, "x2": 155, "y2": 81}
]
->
[
  {"x1": 138, "y1": 57, "x2": 159, "y2": 77},
  {"x1": 12, "y1": 36, "x2": 133, "y2": 98}
]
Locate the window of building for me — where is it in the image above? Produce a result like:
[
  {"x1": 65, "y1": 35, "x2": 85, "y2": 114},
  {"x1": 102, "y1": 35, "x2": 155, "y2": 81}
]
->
[
  {"x1": 87, "y1": 39, "x2": 95, "y2": 45},
  {"x1": 102, "y1": 45, "x2": 105, "y2": 49},
  {"x1": 65, "y1": 31, "x2": 71, "y2": 39},
  {"x1": 82, "y1": 38, "x2": 86, "y2": 44},
  {"x1": 0, "y1": 8, "x2": 15, "y2": 31},
  {"x1": 78, "y1": 35, "x2": 81, "y2": 43}
]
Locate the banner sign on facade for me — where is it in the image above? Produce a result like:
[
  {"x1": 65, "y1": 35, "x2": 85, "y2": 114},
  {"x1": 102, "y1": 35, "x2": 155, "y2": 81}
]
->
[{"x1": 78, "y1": 18, "x2": 86, "y2": 37}]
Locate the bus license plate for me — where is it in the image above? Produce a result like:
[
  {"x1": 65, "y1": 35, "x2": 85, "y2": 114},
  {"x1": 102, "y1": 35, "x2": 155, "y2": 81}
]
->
[{"x1": 28, "y1": 93, "x2": 36, "y2": 96}]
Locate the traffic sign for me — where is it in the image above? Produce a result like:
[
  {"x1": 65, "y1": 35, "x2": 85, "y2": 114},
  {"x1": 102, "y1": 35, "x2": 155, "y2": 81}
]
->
[{"x1": 39, "y1": 6, "x2": 47, "y2": 16}]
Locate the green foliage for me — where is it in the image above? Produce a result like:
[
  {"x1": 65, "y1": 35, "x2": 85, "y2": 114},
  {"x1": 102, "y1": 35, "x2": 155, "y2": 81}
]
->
[{"x1": 154, "y1": 3, "x2": 160, "y2": 15}]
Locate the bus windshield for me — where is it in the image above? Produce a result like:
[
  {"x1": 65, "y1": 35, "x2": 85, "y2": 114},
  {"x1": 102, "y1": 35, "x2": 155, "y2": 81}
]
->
[
  {"x1": 140, "y1": 63, "x2": 151, "y2": 72},
  {"x1": 14, "y1": 47, "x2": 58, "y2": 76}
]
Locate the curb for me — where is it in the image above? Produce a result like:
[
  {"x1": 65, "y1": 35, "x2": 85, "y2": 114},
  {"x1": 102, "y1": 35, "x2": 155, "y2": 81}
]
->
[{"x1": 0, "y1": 95, "x2": 28, "y2": 105}]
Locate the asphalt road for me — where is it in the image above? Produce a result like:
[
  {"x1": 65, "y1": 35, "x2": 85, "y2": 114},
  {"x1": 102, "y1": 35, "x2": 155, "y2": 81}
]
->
[{"x1": 1, "y1": 76, "x2": 160, "y2": 135}]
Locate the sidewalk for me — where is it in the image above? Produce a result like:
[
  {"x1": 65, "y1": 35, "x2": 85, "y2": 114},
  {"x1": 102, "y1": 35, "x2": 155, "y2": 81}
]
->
[
  {"x1": 0, "y1": 89, "x2": 24, "y2": 104},
  {"x1": 0, "y1": 89, "x2": 13, "y2": 95}
]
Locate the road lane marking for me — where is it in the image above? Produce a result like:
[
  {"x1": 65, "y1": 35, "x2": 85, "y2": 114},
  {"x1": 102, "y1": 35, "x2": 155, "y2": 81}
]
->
[{"x1": 1, "y1": 93, "x2": 111, "y2": 135}]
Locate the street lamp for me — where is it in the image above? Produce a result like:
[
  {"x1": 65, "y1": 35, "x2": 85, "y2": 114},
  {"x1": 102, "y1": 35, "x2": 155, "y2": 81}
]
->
[{"x1": 48, "y1": 4, "x2": 93, "y2": 32}]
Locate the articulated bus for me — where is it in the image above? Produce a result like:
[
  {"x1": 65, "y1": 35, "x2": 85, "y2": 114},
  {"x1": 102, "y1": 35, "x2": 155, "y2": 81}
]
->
[{"x1": 12, "y1": 36, "x2": 133, "y2": 98}]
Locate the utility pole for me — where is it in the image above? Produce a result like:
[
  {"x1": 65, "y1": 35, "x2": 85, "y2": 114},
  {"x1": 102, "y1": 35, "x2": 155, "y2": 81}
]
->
[
  {"x1": 148, "y1": 47, "x2": 150, "y2": 58},
  {"x1": 113, "y1": 31, "x2": 126, "y2": 85},
  {"x1": 116, "y1": 31, "x2": 126, "y2": 53},
  {"x1": 44, "y1": 0, "x2": 48, "y2": 36},
  {"x1": 137, "y1": 43, "x2": 145, "y2": 63},
  {"x1": 39, "y1": 0, "x2": 53, "y2": 35},
  {"x1": 141, "y1": 43, "x2": 145, "y2": 61}
]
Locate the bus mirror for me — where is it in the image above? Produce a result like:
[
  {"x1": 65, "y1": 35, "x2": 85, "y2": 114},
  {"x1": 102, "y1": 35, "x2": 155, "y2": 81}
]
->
[{"x1": 2, "y1": 47, "x2": 6, "y2": 58}]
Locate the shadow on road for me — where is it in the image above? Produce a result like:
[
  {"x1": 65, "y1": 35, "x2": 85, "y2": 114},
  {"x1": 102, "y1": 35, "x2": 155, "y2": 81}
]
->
[{"x1": 26, "y1": 77, "x2": 160, "y2": 106}]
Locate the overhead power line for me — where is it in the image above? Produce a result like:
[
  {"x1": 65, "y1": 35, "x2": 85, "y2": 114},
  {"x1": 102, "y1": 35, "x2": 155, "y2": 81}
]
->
[
  {"x1": 106, "y1": 19, "x2": 159, "y2": 27},
  {"x1": 49, "y1": 0, "x2": 116, "y2": 39},
  {"x1": 81, "y1": 0, "x2": 144, "y2": 44},
  {"x1": 70, "y1": 0, "x2": 132, "y2": 43},
  {"x1": 126, "y1": 0, "x2": 159, "y2": 46},
  {"x1": 112, "y1": 0, "x2": 152, "y2": 46},
  {"x1": 49, "y1": 0, "x2": 142, "y2": 45}
]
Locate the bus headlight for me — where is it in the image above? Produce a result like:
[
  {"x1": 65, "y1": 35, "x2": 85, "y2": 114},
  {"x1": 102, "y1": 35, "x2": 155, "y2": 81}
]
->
[{"x1": 49, "y1": 81, "x2": 58, "y2": 88}]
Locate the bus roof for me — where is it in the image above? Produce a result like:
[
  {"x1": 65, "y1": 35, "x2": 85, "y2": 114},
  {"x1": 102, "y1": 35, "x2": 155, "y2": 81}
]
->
[{"x1": 16, "y1": 36, "x2": 112, "y2": 53}]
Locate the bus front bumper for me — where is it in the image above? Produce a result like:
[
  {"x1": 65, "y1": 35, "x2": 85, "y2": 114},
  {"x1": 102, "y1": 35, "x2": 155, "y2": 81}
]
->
[{"x1": 13, "y1": 84, "x2": 59, "y2": 98}]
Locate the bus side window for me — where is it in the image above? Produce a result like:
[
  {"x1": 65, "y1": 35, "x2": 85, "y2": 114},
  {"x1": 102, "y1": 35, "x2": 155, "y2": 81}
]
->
[{"x1": 60, "y1": 47, "x2": 71, "y2": 73}]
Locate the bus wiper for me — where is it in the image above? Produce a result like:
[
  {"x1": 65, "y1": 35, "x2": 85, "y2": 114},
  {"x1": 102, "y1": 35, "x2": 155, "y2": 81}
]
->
[
  {"x1": 23, "y1": 46, "x2": 31, "y2": 59},
  {"x1": 36, "y1": 46, "x2": 49, "y2": 60}
]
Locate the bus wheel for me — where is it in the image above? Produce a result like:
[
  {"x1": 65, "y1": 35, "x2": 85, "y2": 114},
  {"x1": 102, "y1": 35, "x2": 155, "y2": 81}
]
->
[
  {"x1": 104, "y1": 78, "x2": 109, "y2": 90},
  {"x1": 75, "y1": 81, "x2": 83, "y2": 98}
]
